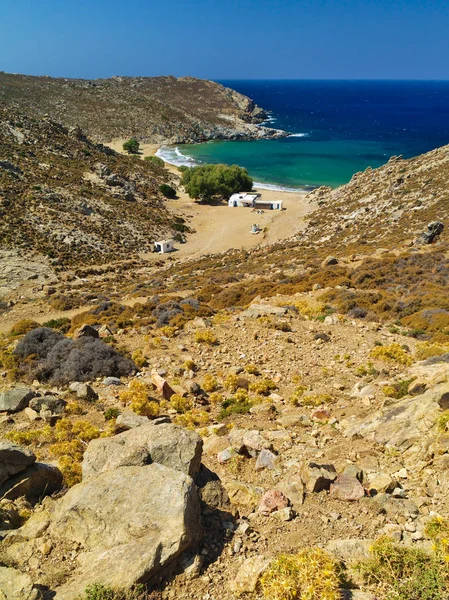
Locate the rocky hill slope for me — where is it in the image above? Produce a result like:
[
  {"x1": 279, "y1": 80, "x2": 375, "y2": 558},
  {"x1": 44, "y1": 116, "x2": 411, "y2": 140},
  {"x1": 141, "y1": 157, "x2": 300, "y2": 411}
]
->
[
  {"x1": 0, "y1": 106, "x2": 182, "y2": 268},
  {"x1": 2, "y1": 117, "x2": 449, "y2": 598},
  {"x1": 0, "y1": 72, "x2": 285, "y2": 143}
]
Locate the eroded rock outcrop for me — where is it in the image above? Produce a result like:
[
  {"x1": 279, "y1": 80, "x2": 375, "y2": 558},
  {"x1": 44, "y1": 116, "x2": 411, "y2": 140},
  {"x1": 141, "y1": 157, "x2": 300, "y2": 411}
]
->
[
  {"x1": 82, "y1": 421, "x2": 203, "y2": 479},
  {"x1": 1, "y1": 422, "x2": 204, "y2": 598}
]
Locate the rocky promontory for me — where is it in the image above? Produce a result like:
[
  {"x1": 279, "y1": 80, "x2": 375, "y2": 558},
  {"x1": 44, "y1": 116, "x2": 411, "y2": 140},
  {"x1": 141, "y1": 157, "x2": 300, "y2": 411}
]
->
[{"x1": 0, "y1": 72, "x2": 287, "y2": 143}]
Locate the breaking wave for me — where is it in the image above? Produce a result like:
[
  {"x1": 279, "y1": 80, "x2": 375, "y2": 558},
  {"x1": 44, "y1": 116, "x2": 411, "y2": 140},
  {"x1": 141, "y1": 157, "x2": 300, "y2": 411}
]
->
[{"x1": 155, "y1": 146, "x2": 199, "y2": 167}]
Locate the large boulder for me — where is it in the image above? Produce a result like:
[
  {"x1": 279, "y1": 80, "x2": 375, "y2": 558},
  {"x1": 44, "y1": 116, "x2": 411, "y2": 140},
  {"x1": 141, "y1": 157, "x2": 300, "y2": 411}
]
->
[
  {"x1": 344, "y1": 382, "x2": 445, "y2": 452},
  {"x1": 82, "y1": 422, "x2": 203, "y2": 479},
  {"x1": 0, "y1": 566, "x2": 41, "y2": 600},
  {"x1": 0, "y1": 387, "x2": 36, "y2": 413},
  {"x1": 0, "y1": 442, "x2": 36, "y2": 486},
  {"x1": 0, "y1": 462, "x2": 63, "y2": 503},
  {"x1": 4, "y1": 464, "x2": 202, "y2": 599}
]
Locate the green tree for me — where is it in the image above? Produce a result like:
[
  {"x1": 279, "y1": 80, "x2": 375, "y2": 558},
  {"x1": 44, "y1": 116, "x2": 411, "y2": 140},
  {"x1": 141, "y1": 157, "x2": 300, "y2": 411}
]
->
[
  {"x1": 180, "y1": 163, "x2": 253, "y2": 203},
  {"x1": 122, "y1": 138, "x2": 140, "y2": 154}
]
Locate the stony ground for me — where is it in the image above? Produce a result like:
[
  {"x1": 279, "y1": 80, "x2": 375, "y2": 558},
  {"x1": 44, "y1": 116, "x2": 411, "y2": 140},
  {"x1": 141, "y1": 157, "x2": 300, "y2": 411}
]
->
[{"x1": 2, "y1": 283, "x2": 449, "y2": 599}]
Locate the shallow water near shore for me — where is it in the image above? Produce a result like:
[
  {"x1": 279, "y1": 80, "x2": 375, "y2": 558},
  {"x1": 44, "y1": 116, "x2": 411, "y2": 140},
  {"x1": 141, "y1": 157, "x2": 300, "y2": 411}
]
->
[{"x1": 160, "y1": 80, "x2": 449, "y2": 189}]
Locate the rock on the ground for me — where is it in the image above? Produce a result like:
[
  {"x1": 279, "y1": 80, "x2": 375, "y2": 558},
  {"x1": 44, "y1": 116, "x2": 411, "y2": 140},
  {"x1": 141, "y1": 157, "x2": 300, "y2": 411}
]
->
[
  {"x1": 103, "y1": 377, "x2": 123, "y2": 386},
  {"x1": 29, "y1": 396, "x2": 66, "y2": 415},
  {"x1": 4, "y1": 464, "x2": 202, "y2": 599},
  {"x1": 345, "y1": 382, "x2": 446, "y2": 452},
  {"x1": 151, "y1": 372, "x2": 175, "y2": 400},
  {"x1": 367, "y1": 472, "x2": 397, "y2": 494},
  {"x1": 330, "y1": 474, "x2": 365, "y2": 501},
  {"x1": 0, "y1": 462, "x2": 63, "y2": 503},
  {"x1": 82, "y1": 422, "x2": 203, "y2": 479},
  {"x1": 278, "y1": 472, "x2": 305, "y2": 509},
  {"x1": 229, "y1": 556, "x2": 270, "y2": 595},
  {"x1": 258, "y1": 490, "x2": 289, "y2": 515},
  {"x1": 301, "y1": 462, "x2": 337, "y2": 493},
  {"x1": 0, "y1": 387, "x2": 36, "y2": 413},
  {"x1": 115, "y1": 411, "x2": 149, "y2": 430},
  {"x1": 68, "y1": 382, "x2": 98, "y2": 401},
  {"x1": 225, "y1": 480, "x2": 262, "y2": 515},
  {"x1": 240, "y1": 304, "x2": 287, "y2": 319},
  {"x1": 74, "y1": 324, "x2": 99, "y2": 339},
  {"x1": 255, "y1": 449, "x2": 277, "y2": 470},
  {"x1": 0, "y1": 442, "x2": 36, "y2": 486},
  {"x1": 0, "y1": 566, "x2": 41, "y2": 600},
  {"x1": 326, "y1": 538, "x2": 373, "y2": 563}
]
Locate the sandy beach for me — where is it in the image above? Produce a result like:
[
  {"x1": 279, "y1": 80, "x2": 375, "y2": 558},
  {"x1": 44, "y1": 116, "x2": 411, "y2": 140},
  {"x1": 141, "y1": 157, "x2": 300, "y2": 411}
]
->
[{"x1": 107, "y1": 139, "x2": 315, "y2": 258}]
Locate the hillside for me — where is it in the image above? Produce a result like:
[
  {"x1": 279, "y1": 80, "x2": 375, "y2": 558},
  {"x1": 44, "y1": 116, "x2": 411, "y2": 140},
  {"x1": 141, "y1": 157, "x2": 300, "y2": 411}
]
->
[
  {"x1": 2, "y1": 121, "x2": 449, "y2": 598},
  {"x1": 0, "y1": 72, "x2": 286, "y2": 143},
  {"x1": 0, "y1": 106, "x2": 182, "y2": 268}
]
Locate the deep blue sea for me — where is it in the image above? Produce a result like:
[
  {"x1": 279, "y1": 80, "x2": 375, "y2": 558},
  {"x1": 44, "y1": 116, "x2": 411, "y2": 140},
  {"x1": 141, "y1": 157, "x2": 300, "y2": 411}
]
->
[{"x1": 157, "y1": 80, "x2": 449, "y2": 189}]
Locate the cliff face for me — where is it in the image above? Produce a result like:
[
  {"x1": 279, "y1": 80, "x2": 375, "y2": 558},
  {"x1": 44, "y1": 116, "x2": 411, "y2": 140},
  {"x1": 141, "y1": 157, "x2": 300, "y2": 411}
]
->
[{"x1": 0, "y1": 73, "x2": 285, "y2": 143}]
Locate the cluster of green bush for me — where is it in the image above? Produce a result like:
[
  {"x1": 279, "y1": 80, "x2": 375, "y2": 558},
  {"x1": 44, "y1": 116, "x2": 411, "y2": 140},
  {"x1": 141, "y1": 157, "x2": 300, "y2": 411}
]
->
[{"x1": 180, "y1": 163, "x2": 253, "y2": 203}]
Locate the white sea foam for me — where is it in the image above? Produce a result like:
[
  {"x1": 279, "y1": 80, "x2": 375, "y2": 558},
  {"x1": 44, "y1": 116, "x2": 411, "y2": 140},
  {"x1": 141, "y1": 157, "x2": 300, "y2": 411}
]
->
[
  {"x1": 287, "y1": 133, "x2": 309, "y2": 138},
  {"x1": 253, "y1": 181, "x2": 310, "y2": 193},
  {"x1": 261, "y1": 115, "x2": 277, "y2": 125},
  {"x1": 155, "y1": 145, "x2": 199, "y2": 167}
]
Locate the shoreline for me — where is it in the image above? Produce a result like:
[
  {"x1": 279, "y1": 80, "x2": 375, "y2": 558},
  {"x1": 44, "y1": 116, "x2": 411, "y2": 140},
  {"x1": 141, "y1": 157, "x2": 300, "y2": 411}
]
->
[
  {"x1": 106, "y1": 139, "x2": 313, "y2": 197},
  {"x1": 154, "y1": 143, "x2": 316, "y2": 194}
]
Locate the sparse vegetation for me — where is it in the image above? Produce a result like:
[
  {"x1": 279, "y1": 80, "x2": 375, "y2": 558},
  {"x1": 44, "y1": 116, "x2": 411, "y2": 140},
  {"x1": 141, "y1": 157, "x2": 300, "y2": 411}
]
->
[
  {"x1": 356, "y1": 536, "x2": 449, "y2": 600},
  {"x1": 194, "y1": 330, "x2": 219, "y2": 345},
  {"x1": 144, "y1": 155, "x2": 164, "y2": 167},
  {"x1": 77, "y1": 583, "x2": 153, "y2": 600},
  {"x1": 370, "y1": 343, "x2": 413, "y2": 366},
  {"x1": 122, "y1": 138, "x2": 140, "y2": 154},
  {"x1": 202, "y1": 374, "x2": 219, "y2": 392},
  {"x1": 119, "y1": 380, "x2": 159, "y2": 417},
  {"x1": 382, "y1": 378, "x2": 415, "y2": 399},
  {"x1": 175, "y1": 408, "x2": 210, "y2": 429},
  {"x1": 159, "y1": 183, "x2": 177, "y2": 199},
  {"x1": 9, "y1": 319, "x2": 40, "y2": 337},
  {"x1": 260, "y1": 548, "x2": 341, "y2": 600},
  {"x1": 170, "y1": 394, "x2": 193, "y2": 414},
  {"x1": 248, "y1": 378, "x2": 277, "y2": 396},
  {"x1": 14, "y1": 327, "x2": 136, "y2": 384}
]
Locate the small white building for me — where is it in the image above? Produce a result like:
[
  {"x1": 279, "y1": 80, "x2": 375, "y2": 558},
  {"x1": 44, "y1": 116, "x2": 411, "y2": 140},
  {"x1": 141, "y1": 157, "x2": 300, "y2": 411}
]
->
[
  {"x1": 154, "y1": 239, "x2": 174, "y2": 254},
  {"x1": 228, "y1": 192, "x2": 283, "y2": 210},
  {"x1": 228, "y1": 192, "x2": 260, "y2": 207},
  {"x1": 254, "y1": 198, "x2": 283, "y2": 211}
]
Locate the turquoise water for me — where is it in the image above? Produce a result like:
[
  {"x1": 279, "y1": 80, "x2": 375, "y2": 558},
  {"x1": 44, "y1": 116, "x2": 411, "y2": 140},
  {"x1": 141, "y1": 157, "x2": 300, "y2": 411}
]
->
[
  {"x1": 177, "y1": 138, "x2": 396, "y2": 189},
  {"x1": 157, "y1": 80, "x2": 449, "y2": 190}
]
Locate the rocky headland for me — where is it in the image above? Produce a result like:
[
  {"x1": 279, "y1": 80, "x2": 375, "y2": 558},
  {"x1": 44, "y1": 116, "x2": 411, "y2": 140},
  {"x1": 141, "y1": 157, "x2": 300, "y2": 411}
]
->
[{"x1": 0, "y1": 72, "x2": 287, "y2": 143}]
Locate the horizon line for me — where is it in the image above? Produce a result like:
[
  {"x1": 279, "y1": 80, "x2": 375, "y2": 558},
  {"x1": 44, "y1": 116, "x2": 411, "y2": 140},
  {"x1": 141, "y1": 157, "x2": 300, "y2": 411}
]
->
[{"x1": 2, "y1": 71, "x2": 449, "y2": 83}]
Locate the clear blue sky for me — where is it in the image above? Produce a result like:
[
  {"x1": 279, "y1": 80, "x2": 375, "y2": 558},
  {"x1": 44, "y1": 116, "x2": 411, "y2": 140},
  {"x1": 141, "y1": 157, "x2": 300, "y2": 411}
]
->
[{"x1": 1, "y1": 0, "x2": 448, "y2": 80}]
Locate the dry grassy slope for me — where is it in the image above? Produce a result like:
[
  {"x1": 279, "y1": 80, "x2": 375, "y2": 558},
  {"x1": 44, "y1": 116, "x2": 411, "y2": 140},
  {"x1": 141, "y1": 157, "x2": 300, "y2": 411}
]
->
[
  {"x1": 0, "y1": 73, "x2": 283, "y2": 143},
  {"x1": 0, "y1": 106, "x2": 180, "y2": 266},
  {"x1": 301, "y1": 146, "x2": 449, "y2": 253}
]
